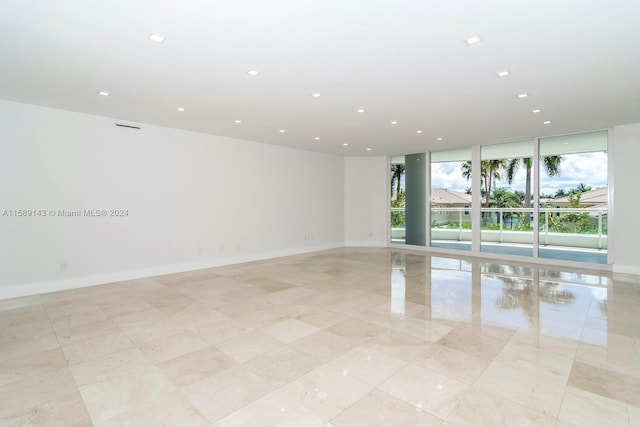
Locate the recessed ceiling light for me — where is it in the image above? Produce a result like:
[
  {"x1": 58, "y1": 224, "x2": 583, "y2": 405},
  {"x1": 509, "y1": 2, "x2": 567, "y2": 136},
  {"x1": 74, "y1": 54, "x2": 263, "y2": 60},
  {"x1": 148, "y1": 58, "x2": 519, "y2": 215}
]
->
[
  {"x1": 148, "y1": 33, "x2": 165, "y2": 43},
  {"x1": 436, "y1": 137, "x2": 443, "y2": 141},
  {"x1": 416, "y1": 130, "x2": 423, "y2": 134},
  {"x1": 465, "y1": 35, "x2": 482, "y2": 45},
  {"x1": 234, "y1": 119, "x2": 241, "y2": 123},
  {"x1": 176, "y1": 107, "x2": 185, "y2": 112},
  {"x1": 532, "y1": 109, "x2": 541, "y2": 113},
  {"x1": 311, "y1": 93, "x2": 321, "y2": 98},
  {"x1": 518, "y1": 93, "x2": 528, "y2": 98},
  {"x1": 98, "y1": 91, "x2": 109, "y2": 96},
  {"x1": 247, "y1": 70, "x2": 259, "y2": 76},
  {"x1": 357, "y1": 109, "x2": 365, "y2": 113},
  {"x1": 390, "y1": 121, "x2": 398, "y2": 125},
  {"x1": 279, "y1": 129, "x2": 285, "y2": 133},
  {"x1": 314, "y1": 137, "x2": 320, "y2": 140},
  {"x1": 343, "y1": 143, "x2": 348, "y2": 146},
  {"x1": 543, "y1": 120, "x2": 551, "y2": 124},
  {"x1": 497, "y1": 70, "x2": 510, "y2": 77},
  {"x1": 366, "y1": 148, "x2": 372, "y2": 151}
]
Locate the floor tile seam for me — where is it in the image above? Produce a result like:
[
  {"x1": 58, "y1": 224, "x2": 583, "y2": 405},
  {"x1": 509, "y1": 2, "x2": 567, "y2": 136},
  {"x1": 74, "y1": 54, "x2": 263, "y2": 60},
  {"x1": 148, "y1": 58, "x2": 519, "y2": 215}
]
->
[
  {"x1": 404, "y1": 358, "x2": 478, "y2": 391},
  {"x1": 626, "y1": 404, "x2": 632, "y2": 427},
  {"x1": 377, "y1": 363, "x2": 470, "y2": 421},
  {"x1": 60, "y1": 322, "x2": 142, "y2": 375},
  {"x1": 51, "y1": 319, "x2": 77, "y2": 368},
  {"x1": 474, "y1": 375, "x2": 566, "y2": 419},
  {"x1": 572, "y1": 354, "x2": 640, "y2": 381},
  {"x1": 440, "y1": 385, "x2": 474, "y2": 423},
  {"x1": 347, "y1": 349, "x2": 411, "y2": 389},
  {"x1": 129, "y1": 370, "x2": 212, "y2": 425},
  {"x1": 450, "y1": 385, "x2": 559, "y2": 425},
  {"x1": 68, "y1": 384, "x2": 95, "y2": 425},
  {"x1": 294, "y1": 343, "x2": 355, "y2": 366},
  {"x1": 70, "y1": 357, "x2": 149, "y2": 389},
  {"x1": 0, "y1": 305, "x2": 48, "y2": 325},
  {"x1": 216, "y1": 334, "x2": 295, "y2": 365},
  {"x1": 322, "y1": 387, "x2": 372, "y2": 425},
  {"x1": 555, "y1": 385, "x2": 579, "y2": 426},
  {"x1": 175, "y1": 388, "x2": 232, "y2": 426},
  {"x1": 117, "y1": 316, "x2": 191, "y2": 345},
  {"x1": 136, "y1": 331, "x2": 216, "y2": 366},
  {"x1": 490, "y1": 340, "x2": 576, "y2": 381},
  {"x1": 573, "y1": 295, "x2": 594, "y2": 344},
  {"x1": 245, "y1": 342, "x2": 326, "y2": 380},
  {"x1": 567, "y1": 378, "x2": 640, "y2": 409},
  {"x1": 190, "y1": 380, "x2": 275, "y2": 424},
  {"x1": 564, "y1": 333, "x2": 593, "y2": 405},
  {"x1": 34, "y1": 303, "x2": 73, "y2": 339},
  {"x1": 42, "y1": 294, "x2": 104, "y2": 314},
  {"x1": 76, "y1": 372, "x2": 179, "y2": 425},
  {"x1": 0, "y1": 357, "x2": 73, "y2": 399},
  {"x1": 479, "y1": 356, "x2": 573, "y2": 387},
  {"x1": 400, "y1": 343, "x2": 437, "y2": 371},
  {"x1": 0, "y1": 385, "x2": 91, "y2": 424}
]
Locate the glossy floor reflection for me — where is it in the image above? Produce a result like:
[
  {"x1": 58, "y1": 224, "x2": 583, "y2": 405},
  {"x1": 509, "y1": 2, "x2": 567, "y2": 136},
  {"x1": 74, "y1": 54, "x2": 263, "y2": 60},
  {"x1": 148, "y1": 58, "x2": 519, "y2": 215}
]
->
[{"x1": 0, "y1": 248, "x2": 638, "y2": 426}]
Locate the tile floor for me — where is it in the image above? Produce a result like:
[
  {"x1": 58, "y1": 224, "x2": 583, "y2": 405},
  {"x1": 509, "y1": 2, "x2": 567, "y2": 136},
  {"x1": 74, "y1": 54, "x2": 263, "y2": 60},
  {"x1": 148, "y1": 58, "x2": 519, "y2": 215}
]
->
[{"x1": 1, "y1": 248, "x2": 639, "y2": 426}]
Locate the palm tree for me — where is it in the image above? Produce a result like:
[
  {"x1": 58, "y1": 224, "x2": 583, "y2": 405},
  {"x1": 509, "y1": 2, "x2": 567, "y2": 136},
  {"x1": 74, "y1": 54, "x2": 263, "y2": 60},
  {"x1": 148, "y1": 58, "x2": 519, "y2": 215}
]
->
[
  {"x1": 574, "y1": 183, "x2": 591, "y2": 193},
  {"x1": 462, "y1": 159, "x2": 507, "y2": 207},
  {"x1": 554, "y1": 188, "x2": 568, "y2": 198},
  {"x1": 390, "y1": 164, "x2": 405, "y2": 200},
  {"x1": 491, "y1": 188, "x2": 522, "y2": 208},
  {"x1": 494, "y1": 278, "x2": 575, "y2": 330},
  {"x1": 506, "y1": 156, "x2": 562, "y2": 208}
]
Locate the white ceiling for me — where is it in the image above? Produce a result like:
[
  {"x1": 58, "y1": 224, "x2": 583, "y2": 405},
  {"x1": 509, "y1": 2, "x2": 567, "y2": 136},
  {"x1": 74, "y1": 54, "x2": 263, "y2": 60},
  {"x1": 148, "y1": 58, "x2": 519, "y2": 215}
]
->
[{"x1": 1, "y1": 0, "x2": 639, "y2": 156}]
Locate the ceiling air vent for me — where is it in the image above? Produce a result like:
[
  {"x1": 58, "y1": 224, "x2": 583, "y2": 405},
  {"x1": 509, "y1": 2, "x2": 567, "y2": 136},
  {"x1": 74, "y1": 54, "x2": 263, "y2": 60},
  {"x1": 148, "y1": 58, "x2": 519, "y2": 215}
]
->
[{"x1": 115, "y1": 123, "x2": 141, "y2": 130}]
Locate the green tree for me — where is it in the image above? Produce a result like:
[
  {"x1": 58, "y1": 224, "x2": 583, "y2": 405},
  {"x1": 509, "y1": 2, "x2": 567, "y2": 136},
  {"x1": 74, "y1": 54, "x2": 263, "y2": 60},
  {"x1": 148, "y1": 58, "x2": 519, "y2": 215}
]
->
[
  {"x1": 488, "y1": 188, "x2": 522, "y2": 229},
  {"x1": 390, "y1": 190, "x2": 406, "y2": 227},
  {"x1": 462, "y1": 159, "x2": 507, "y2": 207},
  {"x1": 554, "y1": 188, "x2": 568, "y2": 198},
  {"x1": 547, "y1": 192, "x2": 597, "y2": 234},
  {"x1": 505, "y1": 156, "x2": 562, "y2": 208},
  {"x1": 570, "y1": 183, "x2": 591, "y2": 195},
  {"x1": 491, "y1": 188, "x2": 522, "y2": 208},
  {"x1": 390, "y1": 164, "x2": 405, "y2": 200}
]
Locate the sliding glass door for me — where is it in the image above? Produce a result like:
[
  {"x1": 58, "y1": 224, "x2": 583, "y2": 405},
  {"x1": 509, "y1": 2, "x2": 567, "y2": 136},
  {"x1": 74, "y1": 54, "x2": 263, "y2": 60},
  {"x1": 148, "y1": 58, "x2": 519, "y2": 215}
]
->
[
  {"x1": 391, "y1": 130, "x2": 609, "y2": 265},
  {"x1": 430, "y1": 149, "x2": 473, "y2": 251},
  {"x1": 538, "y1": 131, "x2": 608, "y2": 263},
  {"x1": 481, "y1": 141, "x2": 534, "y2": 257}
]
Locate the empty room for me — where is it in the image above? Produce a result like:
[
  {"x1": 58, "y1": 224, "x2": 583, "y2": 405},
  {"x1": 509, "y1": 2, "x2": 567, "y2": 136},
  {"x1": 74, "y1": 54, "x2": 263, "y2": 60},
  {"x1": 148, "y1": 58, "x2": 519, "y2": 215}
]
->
[{"x1": 1, "y1": 1, "x2": 640, "y2": 426}]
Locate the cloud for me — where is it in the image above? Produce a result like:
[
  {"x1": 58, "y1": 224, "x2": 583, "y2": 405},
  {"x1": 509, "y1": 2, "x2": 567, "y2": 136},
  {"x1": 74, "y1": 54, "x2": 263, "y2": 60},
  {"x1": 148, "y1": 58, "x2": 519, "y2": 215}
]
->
[
  {"x1": 428, "y1": 152, "x2": 608, "y2": 196},
  {"x1": 431, "y1": 162, "x2": 470, "y2": 192},
  {"x1": 539, "y1": 152, "x2": 608, "y2": 194}
]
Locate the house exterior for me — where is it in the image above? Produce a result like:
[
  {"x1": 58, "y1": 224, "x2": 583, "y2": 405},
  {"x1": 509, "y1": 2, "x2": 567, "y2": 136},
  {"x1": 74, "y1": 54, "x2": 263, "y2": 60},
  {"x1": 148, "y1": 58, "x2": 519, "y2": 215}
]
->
[
  {"x1": 430, "y1": 188, "x2": 472, "y2": 226},
  {"x1": 547, "y1": 187, "x2": 608, "y2": 209}
]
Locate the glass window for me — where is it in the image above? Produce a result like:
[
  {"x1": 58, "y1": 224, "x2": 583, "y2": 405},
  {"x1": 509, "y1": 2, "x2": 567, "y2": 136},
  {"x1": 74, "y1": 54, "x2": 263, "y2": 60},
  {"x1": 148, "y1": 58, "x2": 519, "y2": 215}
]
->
[
  {"x1": 390, "y1": 156, "x2": 406, "y2": 244},
  {"x1": 480, "y1": 141, "x2": 534, "y2": 257},
  {"x1": 431, "y1": 148, "x2": 472, "y2": 251},
  {"x1": 538, "y1": 131, "x2": 608, "y2": 264}
]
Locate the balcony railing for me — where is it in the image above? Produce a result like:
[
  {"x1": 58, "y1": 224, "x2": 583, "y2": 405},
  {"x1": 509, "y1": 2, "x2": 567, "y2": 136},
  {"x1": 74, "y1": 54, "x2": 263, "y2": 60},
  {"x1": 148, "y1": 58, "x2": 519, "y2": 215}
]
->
[{"x1": 391, "y1": 207, "x2": 608, "y2": 250}]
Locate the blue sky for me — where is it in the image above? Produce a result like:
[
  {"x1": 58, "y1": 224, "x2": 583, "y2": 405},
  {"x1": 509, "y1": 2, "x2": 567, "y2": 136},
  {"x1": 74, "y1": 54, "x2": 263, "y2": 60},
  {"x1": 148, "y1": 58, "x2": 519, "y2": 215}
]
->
[{"x1": 428, "y1": 152, "x2": 608, "y2": 195}]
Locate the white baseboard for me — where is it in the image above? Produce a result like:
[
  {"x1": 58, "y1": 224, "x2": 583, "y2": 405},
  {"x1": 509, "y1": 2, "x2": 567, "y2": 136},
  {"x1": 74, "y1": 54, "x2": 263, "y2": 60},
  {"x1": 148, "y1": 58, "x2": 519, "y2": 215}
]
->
[
  {"x1": 0, "y1": 242, "x2": 343, "y2": 300},
  {"x1": 612, "y1": 264, "x2": 640, "y2": 276},
  {"x1": 343, "y1": 241, "x2": 386, "y2": 248}
]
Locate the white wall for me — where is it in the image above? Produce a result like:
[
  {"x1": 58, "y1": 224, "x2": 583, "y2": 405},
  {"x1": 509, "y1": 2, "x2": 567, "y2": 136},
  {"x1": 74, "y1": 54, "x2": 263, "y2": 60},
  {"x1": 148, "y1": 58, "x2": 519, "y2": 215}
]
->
[
  {"x1": 612, "y1": 123, "x2": 640, "y2": 274},
  {"x1": 343, "y1": 157, "x2": 388, "y2": 246},
  {"x1": 0, "y1": 100, "x2": 344, "y2": 298}
]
